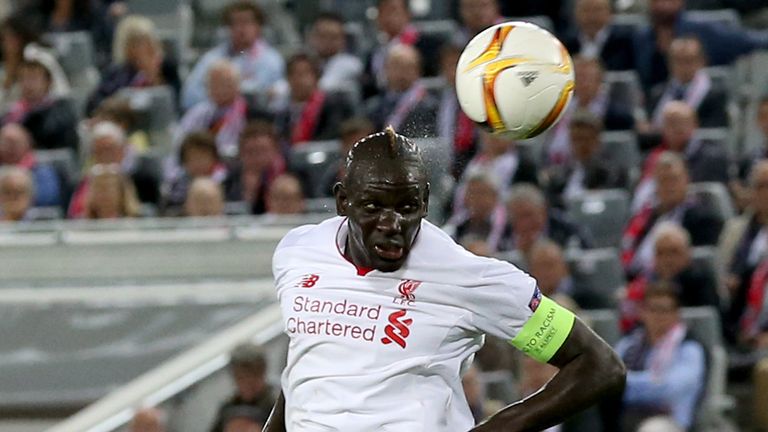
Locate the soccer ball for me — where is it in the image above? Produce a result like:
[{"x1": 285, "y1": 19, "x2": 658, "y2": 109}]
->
[{"x1": 455, "y1": 22, "x2": 575, "y2": 140}]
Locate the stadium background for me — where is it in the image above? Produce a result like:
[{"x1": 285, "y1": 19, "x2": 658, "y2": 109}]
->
[{"x1": 1, "y1": 0, "x2": 767, "y2": 431}]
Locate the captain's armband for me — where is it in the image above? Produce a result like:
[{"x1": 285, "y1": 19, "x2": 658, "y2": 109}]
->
[{"x1": 509, "y1": 295, "x2": 575, "y2": 362}]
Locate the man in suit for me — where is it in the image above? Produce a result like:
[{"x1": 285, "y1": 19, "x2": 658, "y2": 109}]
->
[
  {"x1": 622, "y1": 151, "x2": 724, "y2": 278},
  {"x1": 498, "y1": 183, "x2": 593, "y2": 254},
  {"x1": 545, "y1": 110, "x2": 628, "y2": 208},
  {"x1": 545, "y1": 56, "x2": 634, "y2": 166},
  {"x1": 634, "y1": 0, "x2": 768, "y2": 92},
  {"x1": 365, "y1": 44, "x2": 438, "y2": 138},
  {"x1": 273, "y1": 53, "x2": 354, "y2": 148},
  {"x1": 562, "y1": 0, "x2": 635, "y2": 71},
  {"x1": 361, "y1": 0, "x2": 442, "y2": 98},
  {"x1": 648, "y1": 36, "x2": 728, "y2": 129},
  {"x1": 308, "y1": 12, "x2": 363, "y2": 93}
]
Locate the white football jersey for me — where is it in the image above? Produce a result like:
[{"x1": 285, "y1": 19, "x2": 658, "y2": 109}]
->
[{"x1": 273, "y1": 216, "x2": 538, "y2": 432}]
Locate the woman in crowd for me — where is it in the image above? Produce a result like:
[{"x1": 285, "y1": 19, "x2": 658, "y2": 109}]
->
[{"x1": 86, "y1": 14, "x2": 180, "y2": 115}]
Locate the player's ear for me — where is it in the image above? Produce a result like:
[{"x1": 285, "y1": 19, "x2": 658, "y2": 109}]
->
[{"x1": 333, "y1": 182, "x2": 349, "y2": 216}]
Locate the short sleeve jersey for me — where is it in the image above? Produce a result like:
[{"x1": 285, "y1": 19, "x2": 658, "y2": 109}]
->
[{"x1": 273, "y1": 217, "x2": 555, "y2": 431}]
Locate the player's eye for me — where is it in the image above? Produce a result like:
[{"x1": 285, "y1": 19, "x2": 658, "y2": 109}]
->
[{"x1": 363, "y1": 202, "x2": 379, "y2": 212}]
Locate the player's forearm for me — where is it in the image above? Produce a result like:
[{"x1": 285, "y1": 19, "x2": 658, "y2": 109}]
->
[
  {"x1": 473, "y1": 320, "x2": 626, "y2": 432},
  {"x1": 263, "y1": 391, "x2": 286, "y2": 432}
]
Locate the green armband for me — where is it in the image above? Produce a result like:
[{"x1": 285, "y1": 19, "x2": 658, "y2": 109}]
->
[{"x1": 509, "y1": 296, "x2": 575, "y2": 362}]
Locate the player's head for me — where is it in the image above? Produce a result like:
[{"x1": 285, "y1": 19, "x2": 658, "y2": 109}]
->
[{"x1": 334, "y1": 126, "x2": 429, "y2": 272}]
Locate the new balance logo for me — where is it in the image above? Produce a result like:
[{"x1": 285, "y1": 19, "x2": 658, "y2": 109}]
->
[
  {"x1": 381, "y1": 309, "x2": 412, "y2": 348},
  {"x1": 518, "y1": 71, "x2": 539, "y2": 87},
  {"x1": 296, "y1": 274, "x2": 319, "y2": 288}
]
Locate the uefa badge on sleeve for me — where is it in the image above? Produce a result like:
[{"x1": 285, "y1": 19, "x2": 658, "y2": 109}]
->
[{"x1": 528, "y1": 286, "x2": 542, "y2": 312}]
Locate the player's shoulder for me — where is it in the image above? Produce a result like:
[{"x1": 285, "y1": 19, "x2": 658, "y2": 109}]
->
[
  {"x1": 412, "y1": 220, "x2": 528, "y2": 281},
  {"x1": 274, "y1": 216, "x2": 342, "y2": 254}
]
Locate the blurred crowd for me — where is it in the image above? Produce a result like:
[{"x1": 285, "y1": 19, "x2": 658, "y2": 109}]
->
[{"x1": 4, "y1": 0, "x2": 768, "y2": 430}]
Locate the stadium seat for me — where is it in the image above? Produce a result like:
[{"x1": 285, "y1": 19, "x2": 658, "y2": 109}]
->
[
  {"x1": 583, "y1": 308, "x2": 620, "y2": 346},
  {"x1": 612, "y1": 13, "x2": 648, "y2": 30},
  {"x1": 479, "y1": 370, "x2": 520, "y2": 405},
  {"x1": 495, "y1": 249, "x2": 527, "y2": 271},
  {"x1": 566, "y1": 247, "x2": 625, "y2": 309},
  {"x1": 696, "y1": 126, "x2": 737, "y2": 159},
  {"x1": 566, "y1": 189, "x2": 630, "y2": 249},
  {"x1": 288, "y1": 140, "x2": 342, "y2": 198},
  {"x1": 224, "y1": 201, "x2": 250, "y2": 216},
  {"x1": 605, "y1": 70, "x2": 644, "y2": 112},
  {"x1": 46, "y1": 31, "x2": 100, "y2": 115},
  {"x1": 412, "y1": 19, "x2": 459, "y2": 45},
  {"x1": 506, "y1": 15, "x2": 556, "y2": 33},
  {"x1": 27, "y1": 206, "x2": 64, "y2": 221},
  {"x1": 688, "y1": 181, "x2": 735, "y2": 221},
  {"x1": 599, "y1": 131, "x2": 641, "y2": 186},
  {"x1": 686, "y1": 9, "x2": 742, "y2": 27}
]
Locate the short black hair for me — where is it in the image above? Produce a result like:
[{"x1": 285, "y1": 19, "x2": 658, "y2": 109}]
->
[
  {"x1": 229, "y1": 342, "x2": 267, "y2": 375},
  {"x1": 179, "y1": 131, "x2": 219, "y2": 164},
  {"x1": 286, "y1": 52, "x2": 321, "y2": 78},
  {"x1": 344, "y1": 126, "x2": 426, "y2": 184},
  {"x1": 239, "y1": 119, "x2": 276, "y2": 149},
  {"x1": 643, "y1": 281, "x2": 681, "y2": 309},
  {"x1": 314, "y1": 11, "x2": 345, "y2": 26},
  {"x1": 222, "y1": 0, "x2": 265, "y2": 26}
]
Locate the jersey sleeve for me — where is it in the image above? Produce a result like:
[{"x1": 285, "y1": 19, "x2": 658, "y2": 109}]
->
[{"x1": 468, "y1": 258, "x2": 575, "y2": 363}]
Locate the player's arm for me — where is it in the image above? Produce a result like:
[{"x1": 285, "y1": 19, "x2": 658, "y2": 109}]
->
[
  {"x1": 471, "y1": 302, "x2": 626, "y2": 432},
  {"x1": 262, "y1": 391, "x2": 286, "y2": 432}
]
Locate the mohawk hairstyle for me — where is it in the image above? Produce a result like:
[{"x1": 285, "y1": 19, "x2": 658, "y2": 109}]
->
[{"x1": 343, "y1": 126, "x2": 426, "y2": 183}]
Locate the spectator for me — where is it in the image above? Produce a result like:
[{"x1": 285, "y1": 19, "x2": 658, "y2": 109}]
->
[
  {"x1": 545, "y1": 56, "x2": 634, "y2": 167},
  {"x1": 649, "y1": 37, "x2": 728, "y2": 129},
  {"x1": 738, "y1": 255, "x2": 768, "y2": 349},
  {"x1": 316, "y1": 116, "x2": 374, "y2": 198},
  {"x1": 273, "y1": 53, "x2": 353, "y2": 147},
  {"x1": 69, "y1": 121, "x2": 159, "y2": 217},
  {"x1": 0, "y1": 166, "x2": 34, "y2": 222},
  {"x1": 164, "y1": 131, "x2": 227, "y2": 211},
  {"x1": 622, "y1": 152, "x2": 724, "y2": 278},
  {"x1": 444, "y1": 172, "x2": 506, "y2": 255},
  {"x1": 562, "y1": 0, "x2": 635, "y2": 71},
  {"x1": 182, "y1": 1, "x2": 284, "y2": 111},
  {"x1": 453, "y1": 130, "x2": 537, "y2": 216},
  {"x1": 2, "y1": 49, "x2": 77, "y2": 151},
  {"x1": 219, "y1": 405, "x2": 264, "y2": 432},
  {"x1": 436, "y1": 42, "x2": 478, "y2": 179},
  {"x1": 308, "y1": 12, "x2": 363, "y2": 92},
  {"x1": 86, "y1": 15, "x2": 181, "y2": 115},
  {"x1": 733, "y1": 97, "x2": 768, "y2": 210},
  {"x1": 266, "y1": 173, "x2": 305, "y2": 215},
  {"x1": 0, "y1": 14, "x2": 43, "y2": 108},
  {"x1": 544, "y1": 110, "x2": 627, "y2": 208},
  {"x1": 634, "y1": 0, "x2": 768, "y2": 91},
  {"x1": 223, "y1": 121, "x2": 285, "y2": 214},
  {"x1": 177, "y1": 60, "x2": 247, "y2": 158},
  {"x1": 519, "y1": 354, "x2": 559, "y2": 400},
  {"x1": 498, "y1": 183, "x2": 593, "y2": 254},
  {"x1": 128, "y1": 407, "x2": 166, "y2": 432},
  {"x1": 0, "y1": 123, "x2": 61, "y2": 206},
  {"x1": 454, "y1": 0, "x2": 505, "y2": 46},
  {"x1": 616, "y1": 283, "x2": 706, "y2": 430},
  {"x1": 637, "y1": 416, "x2": 684, "y2": 432},
  {"x1": 528, "y1": 240, "x2": 574, "y2": 298},
  {"x1": 209, "y1": 342, "x2": 274, "y2": 432},
  {"x1": 365, "y1": 44, "x2": 438, "y2": 138},
  {"x1": 720, "y1": 160, "x2": 768, "y2": 344},
  {"x1": 91, "y1": 96, "x2": 150, "y2": 154},
  {"x1": 362, "y1": 0, "x2": 443, "y2": 98},
  {"x1": 84, "y1": 169, "x2": 140, "y2": 219},
  {"x1": 461, "y1": 364, "x2": 486, "y2": 425},
  {"x1": 185, "y1": 177, "x2": 225, "y2": 217},
  {"x1": 632, "y1": 101, "x2": 729, "y2": 213},
  {"x1": 23, "y1": 0, "x2": 114, "y2": 67},
  {"x1": 622, "y1": 222, "x2": 720, "y2": 331}
]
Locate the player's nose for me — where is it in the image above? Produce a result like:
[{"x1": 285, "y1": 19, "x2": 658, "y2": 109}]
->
[{"x1": 376, "y1": 210, "x2": 403, "y2": 234}]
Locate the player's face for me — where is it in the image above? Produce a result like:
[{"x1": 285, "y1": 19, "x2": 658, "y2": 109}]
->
[{"x1": 336, "y1": 162, "x2": 428, "y2": 272}]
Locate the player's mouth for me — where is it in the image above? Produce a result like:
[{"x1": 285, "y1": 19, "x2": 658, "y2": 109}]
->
[{"x1": 374, "y1": 244, "x2": 404, "y2": 261}]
